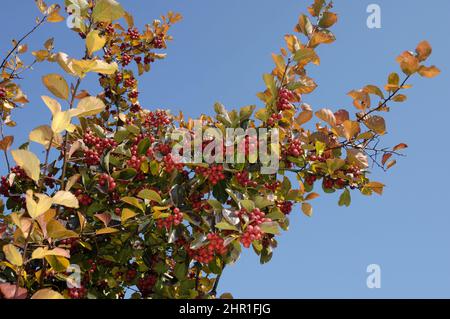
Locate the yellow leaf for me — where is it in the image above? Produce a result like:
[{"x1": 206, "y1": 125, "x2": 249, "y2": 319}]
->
[
  {"x1": 71, "y1": 59, "x2": 118, "y2": 77},
  {"x1": 121, "y1": 208, "x2": 137, "y2": 224},
  {"x1": 55, "y1": 52, "x2": 77, "y2": 76},
  {"x1": 65, "y1": 174, "x2": 81, "y2": 191},
  {"x1": 11, "y1": 150, "x2": 41, "y2": 183},
  {"x1": 52, "y1": 191, "x2": 79, "y2": 208},
  {"x1": 31, "y1": 288, "x2": 64, "y2": 299},
  {"x1": 92, "y1": 0, "x2": 125, "y2": 23},
  {"x1": 2, "y1": 244, "x2": 23, "y2": 266},
  {"x1": 302, "y1": 202, "x2": 313, "y2": 217},
  {"x1": 51, "y1": 111, "x2": 72, "y2": 134},
  {"x1": 72, "y1": 96, "x2": 106, "y2": 117},
  {"x1": 42, "y1": 74, "x2": 69, "y2": 100},
  {"x1": 31, "y1": 247, "x2": 70, "y2": 260},
  {"x1": 86, "y1": 30, "x2": 107, "y2": 56},
  {"x1": 26, "y1": 191, "x2": 53, "y2": 219},
  {"x1": 96, "y1": 227, "x2": 120, "y2": 235},
  {"x1": 47, "y1": 220, "x2": 78, "y2": 240},
  {"x1": 41, "y1": 96, "x2": 62, "y2": 116},
  {"x1": 47, "y1": 5, "x2": 65, "y2": 23},
  {"x1": 29, "y1": 125, "x2": 59, "y2": 148},
  {"x1": 284, "y1": 34, "x2": 301, "y2": 53}
]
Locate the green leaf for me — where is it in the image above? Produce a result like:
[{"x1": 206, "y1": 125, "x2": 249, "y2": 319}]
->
[
  {"x1": 338, "y1": 189, "x2": 351, "y2": 207},
  {"x1": 239, "y1": 200, "x2": 255, "y2": 212},
  {"x1": 137, "y1": 137, "x2": 151, "y2": 156},
  {"x1": 207, "y1": 199, "x2": 223, "y2": 211},
  {"x1": 215, "y1": 221, "x2": 238, "y2": 231},
  {"x1": 115, "y1": 168, "x2": 137, "y2": 180},
  {"x1": 260, "y1": 221, "x2": 280, "y2": 235}
]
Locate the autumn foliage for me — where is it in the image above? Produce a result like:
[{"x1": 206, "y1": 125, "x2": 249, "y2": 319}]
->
[{"x1": 0, "y1": 0, "x2": 440, "y2": 299}]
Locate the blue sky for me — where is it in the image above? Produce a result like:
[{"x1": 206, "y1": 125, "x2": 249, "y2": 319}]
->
[{"x1": 1, "y1": 0, "x2": 449, "y2": 298}]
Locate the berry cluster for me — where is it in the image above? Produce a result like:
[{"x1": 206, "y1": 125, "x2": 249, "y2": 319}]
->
[
  {"x1": 68, "y1": 286, "x2": 87, "y2": 299},
  {"x1": 286, "y1": 138, "x2": 303, "y2": 157},
  {"x1": 157, "y1": 208, "x2": 184, "y2": 230},
  {"x1": 236, "y1": 171, "x2": 257, "y2": 188},
  {"x1": 277, "y1": 201, "x2": 293, "y2": 215},
  {"x1": 127, "y1": 145, "x2": 147, "y2": 171},
  {"x1": 137, "y1": 274, "x2": 157, "y2": 297},
  {"x1": 188, "y1": 233, "x2": 227, "y2": 264},
  {"x1": 11, "y1": 166, "x2": 27, "y2": 180},
  {"x1": 323, "y1": 177, "x2": 347, "y2": 190},
  {"x1": 124, "y1": 77, "x2": 136, "y2": 88},
  {"x1": 0, "y1": 176, "x2": 10, "y2": 196},
  {"x1": 276, "y1": 88, "x2": 296, "y2": 111},
  {"x1": 75, "y1": 189, "x2": 93, "y2": 206},
  {"x1": 305, "y1": 174, "x2": 318, "y2": 185},
  {"x1": 195, "y1": 164, "x2": 225, "y2": 185},
  {"x1": 152, "y1": 36, "x2": 164, "y2": 49},
  {"x1": 0, "y1": 87, "x2": 6, "y2": 99},
  {"x1": 144, "y1": 110, "x2": 172, "y2": 129},
  {"x1": 267, "y1": 112, "x2": 282, "y2": 127},
  {"x1": 264, "y1": 180, "x2": 281, "y2": 192},
  {"x1": 121, "y1": 53, "x2": 132, "y2": 66},
  {"x1": 241, "y1": 225, "x2": 264, "y2": 248},
  {"x1": 83, "y1": 130, "x2": 118, "y2": 166},
  {"x1": 87, "y1": 259, "x2": 97, "y2": 274},
  {"x1": 163, "y1": 154, "x2": 184, "y2": 173},
  {"x1": 99, "y1": 174, "x2": 117, "y2": 192},
  {"x1": 127, "y1": 27, "x2": 141, "y2": 40}
]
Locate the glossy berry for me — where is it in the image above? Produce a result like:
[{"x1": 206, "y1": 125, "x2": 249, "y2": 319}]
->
[
  {"x1": 127, "y1": 27, "x2": 140, "y2": 40},
  {"x1": 195, "y1": 164, "x2": 225, "y2": 185},
  {"x1": 157, "y1": 207, "x2": 184, "y2": 230},
  {"x1": 99, "y1": 174, "x2": 116, "y2": 192},
  {"x1": 68, "y1": 286, "x2": 87, "y2": 299},
  {"x1": 0, "y1": 87, "x2": 6, "y2": 99},
  {"x1": 121, "y1": 53, "x2": 132, "y2": 66},
  {"x1": 236, "y1": 171, "x2": 257, "y2": 187},
  {"x1": 277, "y1": 88, "x2": 296, "y2": 111},
  {"x1": 267, "y1": 113, "x2": 282, "y2": 127},
  {"x1": 152, "y1": 36, "x2": 164, "y2": 49}
]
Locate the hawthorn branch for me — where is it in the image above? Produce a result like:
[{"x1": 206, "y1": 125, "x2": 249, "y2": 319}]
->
[
  {"x1": 0, "y1": 16, "x2": 47, "y2": 70},
  {"x1": 358, "y1": 75, "x2": 411, "y2": 123}
]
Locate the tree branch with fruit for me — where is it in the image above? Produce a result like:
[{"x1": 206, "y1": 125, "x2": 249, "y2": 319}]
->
[{"x1": 0, "y1": 0, "x2": 440, "y2": 299}]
